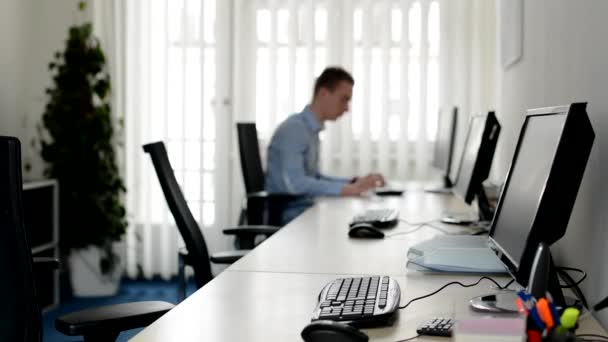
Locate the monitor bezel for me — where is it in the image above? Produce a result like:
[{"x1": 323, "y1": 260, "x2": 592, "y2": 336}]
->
[
  {"x1": 453, "y1": 111, "x2": 501, "y2": 204},
  {"x1": 432, "y1": 107, "x2": 458, "y2": 185},
  {"x1": 487, "y1": 102, "x2": 594, "y2": 287}
]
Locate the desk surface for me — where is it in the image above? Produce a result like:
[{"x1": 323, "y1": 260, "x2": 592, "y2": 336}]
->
[
  {"x1": 229, "y1": 193, "x2": 478, "y2": 276},
  {"x1": 132, "y1": 191, "x2": 607, "y2": 341}
]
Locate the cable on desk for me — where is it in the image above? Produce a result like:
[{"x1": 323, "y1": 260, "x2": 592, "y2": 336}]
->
[
  {"x1": 557, "y1": 266, "x2": 587, "y2": 287},
  {"x1": 397, "y1": 276, "x2": 510, "y2": 310},
  {"x1": 389, "y1": 222, "x2": 467, "y2": 238},
  {"x1": 397, "y1": 219, "x2": 487, "y2": 236},
  {"x1": 503, "y1": 278, "x2": 515, "y2": 289},
  {"x1": 394, "y1": 334, "x2": 420, "y2": 342},
  {"x1": 386, "y1": 224, "x2": 427, "y2": 237},
  {"x1": 398, "y1": 218, "x2": 441, "y2": 226},
  {"x1": 557, "y1": 267, "x2": 588, "y2": 309}
]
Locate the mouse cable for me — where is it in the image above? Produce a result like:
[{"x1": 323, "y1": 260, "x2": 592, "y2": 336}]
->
[
  {"x1": 394, "y1": 334, "x2": 420, "y2": 342},
  {"x1": 385, "y1": 224, "x2": 427, "y2": 237},
  {"x1": 397, "y1": 276, "x2": 511, "y2": 310},
  {"x1": 388, "y1": 223, "x2": 464, "y2": 237},
  {"x1": 398, "y1": 218, "x2": 441, "y2": 226}
]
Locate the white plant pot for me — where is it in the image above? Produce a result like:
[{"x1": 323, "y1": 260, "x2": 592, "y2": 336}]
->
[{"x1": 69, "y1": 246, "x2": 122, "y2": 297}]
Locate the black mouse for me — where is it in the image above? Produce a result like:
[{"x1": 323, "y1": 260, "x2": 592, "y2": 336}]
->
[
  {"x1": 301, "y1": 321, "x2": 369, "y2": 342},
  {"x1": 348, "y1": 223, "x2": 385, "y2": 239}
]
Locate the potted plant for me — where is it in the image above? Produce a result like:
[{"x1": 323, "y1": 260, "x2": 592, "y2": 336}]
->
[{"x1": 38, "y1": 1, "x2": 127, "y2": 296}]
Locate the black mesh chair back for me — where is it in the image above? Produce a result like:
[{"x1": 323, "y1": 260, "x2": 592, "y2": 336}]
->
[
  {"x1": 0, "y1": 137, "x2": 42, "y2": 341},
  {"x1": 237, "y1": 123, "x2": 266, "y2": 193},
  {"x1": 143, "y1": 142, "x2": 213, "y2": 288}
]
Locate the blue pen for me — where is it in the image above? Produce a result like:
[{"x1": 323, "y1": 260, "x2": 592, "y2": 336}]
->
[
  {"x1": 528, "y1": 306, "x2": 546, "y2": 331},
  {"x1": 517, "y1": 290, "x2": 535, "y2": 309},
  {"x1": 517, "y1": 291, "x2": 545, "y2": 330},
  {"x1": 546, "y1": 293, "x2": 561, "y2": 326}
]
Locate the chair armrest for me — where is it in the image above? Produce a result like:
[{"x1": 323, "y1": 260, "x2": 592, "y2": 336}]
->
[
  {"x1": 209, "y1": 249, "x2": 249, "y2": 264},
  {"x1": 33, "y1": 257, "x2": 60, "y2": 270},
  {"x1": 223, "y1": 225, "x2": 280, "y2": 236},
  {"x1": 55, "y1": 301, "x2": 174, "y2": 337}
]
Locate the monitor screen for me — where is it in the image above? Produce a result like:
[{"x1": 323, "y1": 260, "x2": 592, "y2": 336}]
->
[
  {"x1": 488, "y1": 103, "x2": 595, "y2": 289},
  {"x1": 490, "y1": 114, "x2": 566, "y2": 269},
  {"x1": 432, "y1": 107, "x2": 457, "y2": 182},
  {"x1": 453, "y1": 112, "x2": 500, "y2": 204}
]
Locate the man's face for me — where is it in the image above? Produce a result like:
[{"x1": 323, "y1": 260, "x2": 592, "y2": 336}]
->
[{"x1": 320, "y1": 81, "x2": 353, "y2": 121}]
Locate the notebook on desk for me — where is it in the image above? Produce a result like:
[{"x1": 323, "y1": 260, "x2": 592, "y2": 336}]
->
[{"x1": 407, "y1": 235, "x2": 507, "y2": 273}]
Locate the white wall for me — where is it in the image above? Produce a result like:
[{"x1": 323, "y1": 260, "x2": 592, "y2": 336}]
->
[
  {"x1": 0, "y1": 0, "x2": 80, "y2": 178},
  {"x1": 0, "y1": 0, "x2": 27, "y2": 139},
  {"x1": 496, "y1": 0, "x2": 608, "y2": 327}
]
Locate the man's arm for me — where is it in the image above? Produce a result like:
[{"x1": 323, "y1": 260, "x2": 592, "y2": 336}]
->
[{"x1": 317, "y1": 173, "x2": 351, "y2": 184}]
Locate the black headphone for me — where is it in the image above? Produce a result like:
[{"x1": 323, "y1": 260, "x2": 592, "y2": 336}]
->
[{"x1": 301, "y1": 321, "x2": 369, "y2": 342}]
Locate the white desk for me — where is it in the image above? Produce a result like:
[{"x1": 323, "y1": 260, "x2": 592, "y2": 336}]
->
[{"x1": 132, "y1": 192, "x2": 607, "y2": 341}]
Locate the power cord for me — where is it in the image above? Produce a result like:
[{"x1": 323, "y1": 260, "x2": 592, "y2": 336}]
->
[
  {"x1": 557, "y1": 266, "x2": 587, "y2": 288},
  {"x1": 557, "y1": 267, "x2": 588, "y2": 309},
  {"x1": 395, "y1": 334, "x2": 420, "y2": 342},
  {"x1": 398, "y1": 276, "x2": 510, "y2": 310},
  {"x1": 390, "y1": 219, "x2": 477, "y2": 237}
]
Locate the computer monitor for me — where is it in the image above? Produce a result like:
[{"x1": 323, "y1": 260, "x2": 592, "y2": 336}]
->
[
  {"x1": 442, "y1": 111, "x2": 500, "y2": 224},
  {"x1": 471, "y1": 103, "x2": 594, "y2": 312},
  {"x1": 431, "y1": 107, "x2": 458, "y2": 188}
]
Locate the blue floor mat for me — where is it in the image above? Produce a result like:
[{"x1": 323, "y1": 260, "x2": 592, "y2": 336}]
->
[{"x1": 43, "y1": 278, "x2": 196, "y2": 341}]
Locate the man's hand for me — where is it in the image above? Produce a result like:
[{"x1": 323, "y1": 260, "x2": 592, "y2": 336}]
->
[
  {"x1": 364, "y1": 173, "x2": 385, "y2": 187},
  {"x1": 341, "y1": 173, "x2": 386, "y2": 196}
]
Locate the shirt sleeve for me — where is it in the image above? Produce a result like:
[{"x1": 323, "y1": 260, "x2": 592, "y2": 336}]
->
[
  {"x1": 317, "y1": 173, "x2": 351, "y2": 184},
  {"x1": 274, "y1": 123, "x2": 346, "y2": 196}
]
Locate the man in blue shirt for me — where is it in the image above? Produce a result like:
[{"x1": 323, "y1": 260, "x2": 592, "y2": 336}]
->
[{"x1": 266, "y1": 67, "x2": 385, "y2": 224}]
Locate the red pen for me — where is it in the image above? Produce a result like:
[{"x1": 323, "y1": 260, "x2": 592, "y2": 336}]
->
[{"x1": 527, "y1": 329, "x2": 542, "y2": 342}]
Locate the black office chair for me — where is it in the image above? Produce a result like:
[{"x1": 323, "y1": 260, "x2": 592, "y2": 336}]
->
[
  {"x1": 236, "y1": 122, "x2": 300, "y2": 227},
  {"x1": 143, "y1": 141, "x2": 277, "y2": 300},
  {"x1": 0, "y1": 136, "x2": 174, "y2": 342}
]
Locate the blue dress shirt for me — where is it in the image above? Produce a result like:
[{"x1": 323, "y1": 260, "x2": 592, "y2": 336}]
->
[{"x1": 266, "y1": 106, "x2": 350, "y2": 223}]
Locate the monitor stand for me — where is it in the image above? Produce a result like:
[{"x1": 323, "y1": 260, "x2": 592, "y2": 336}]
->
[
  {"x1": 441, "y1": 187, "x2": 494, "y2": 226},
  {"x1": 424, "y1": 176, "x2": 453, "y2": 194},
  {"x1": 470, "y1": 257, "x2": 567, "y2": 313}
]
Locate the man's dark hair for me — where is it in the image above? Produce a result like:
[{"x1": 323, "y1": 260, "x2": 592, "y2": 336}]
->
[{"x1": 313, "y1": 67, "x2": 354, "y2": 96}]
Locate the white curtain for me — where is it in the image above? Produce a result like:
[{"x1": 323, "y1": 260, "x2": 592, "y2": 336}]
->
[
  {"x1": 439, "y1": 0, "x2": 497, "y2": 181},
  {"x1": 234, "y1": 0, "x2": 442, "y2": 184},
  {"x1": 92, "y1": 0, "x2": 497, "y2": 280}
]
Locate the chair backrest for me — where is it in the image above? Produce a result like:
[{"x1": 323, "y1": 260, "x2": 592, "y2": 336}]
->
[
  {"x1": 143, "y1": 142, "x2": 213, "y2": 288},
  {"x1": 0, "y1": 136, "x2": 42, "y2": 341},
  {"x1": 236, "y1": 123, "x2": 266, "y2": 193}
]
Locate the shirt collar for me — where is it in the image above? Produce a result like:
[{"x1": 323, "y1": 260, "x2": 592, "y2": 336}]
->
[{"x1": 302, "y1": 105, "x2": 324, "y2": 133}]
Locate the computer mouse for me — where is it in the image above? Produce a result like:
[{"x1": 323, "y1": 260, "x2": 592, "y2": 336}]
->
[
  {"x1": 301, "y1": 321, "x2": 369, "y2": 342},
  {"x1": 348, "y1": 223, "x2": 385, "y2": 239}
]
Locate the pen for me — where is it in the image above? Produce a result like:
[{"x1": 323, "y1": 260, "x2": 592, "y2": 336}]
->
[
  {"x1": 536, "y1": 298, "x2": 554, "y2": 330},
  {"x1": 528, "y1": 306, "x2": 546, "y2": 331},
  {"x1": 546, "y1": 293, "x2": 561, "y2": 326}
]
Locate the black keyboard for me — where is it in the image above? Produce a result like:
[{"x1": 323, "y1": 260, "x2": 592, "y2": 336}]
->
[
  {"x1": 350, "y1": 209, "x2": 399, "y2": 228},
  {"x1": 417, "y1": 317, "x2": 455, "y2": 337},
  {"x1": 311, "y1": 276, "x2": 401, "y2": 327}
]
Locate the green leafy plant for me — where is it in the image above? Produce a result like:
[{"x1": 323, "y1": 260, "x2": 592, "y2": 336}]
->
[{"x1": 38, "y1": 2, "x2": 126, "y2": 274}]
